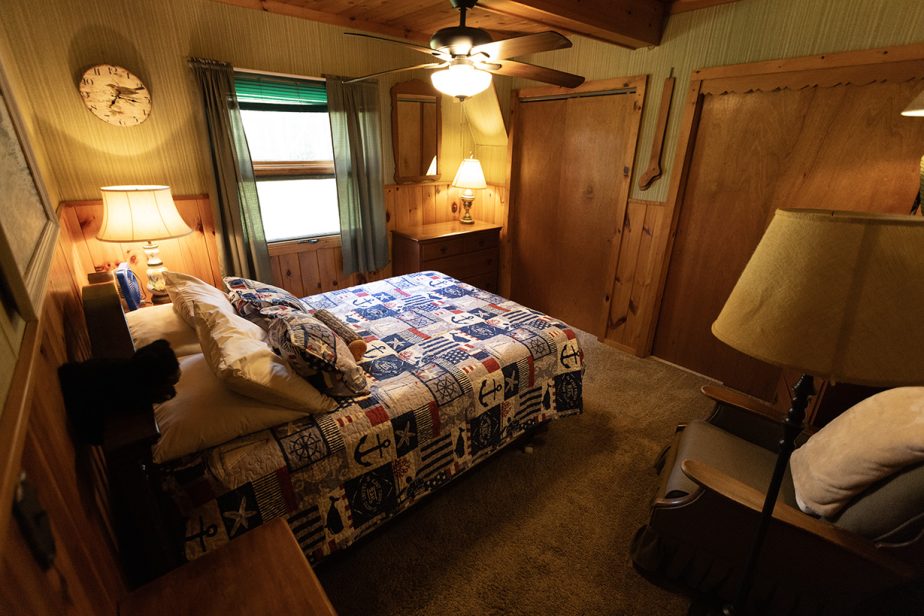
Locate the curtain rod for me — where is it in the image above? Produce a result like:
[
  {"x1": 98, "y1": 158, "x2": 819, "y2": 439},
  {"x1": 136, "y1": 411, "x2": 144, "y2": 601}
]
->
[
  {"x1": 233, "y1": 66, "x2": 325, "y2": 83},
  {"x1": 520, "y1": 87, "x2": 636, "y2": 103}
]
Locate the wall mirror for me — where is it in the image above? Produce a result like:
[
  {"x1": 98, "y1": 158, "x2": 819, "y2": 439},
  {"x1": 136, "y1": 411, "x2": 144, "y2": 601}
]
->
[{"x1": 392, "y1": 79, "x2": 441, "y2": 183}]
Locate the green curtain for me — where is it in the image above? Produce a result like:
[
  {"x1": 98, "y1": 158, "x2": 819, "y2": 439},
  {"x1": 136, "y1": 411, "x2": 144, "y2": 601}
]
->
[
  {"x1": 326, "y1": 77, "x2": 389, "y2": 275},
  {"x1": 189, "y1": 57, "x2": 272, "y2": 282}
]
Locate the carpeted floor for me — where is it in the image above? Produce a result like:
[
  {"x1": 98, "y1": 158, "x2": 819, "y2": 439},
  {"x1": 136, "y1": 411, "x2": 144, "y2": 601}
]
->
[{"x1": 317, "y1": 330, "x2": 715, "y2": 615}]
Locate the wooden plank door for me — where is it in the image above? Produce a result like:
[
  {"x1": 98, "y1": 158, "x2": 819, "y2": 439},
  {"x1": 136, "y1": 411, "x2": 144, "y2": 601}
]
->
[
  {"x1": 653, "y1": 77, "x2": 924, "y2": 400},
  {"x1": 508, "y1": 78, "x2": 646, "y2": 337}
]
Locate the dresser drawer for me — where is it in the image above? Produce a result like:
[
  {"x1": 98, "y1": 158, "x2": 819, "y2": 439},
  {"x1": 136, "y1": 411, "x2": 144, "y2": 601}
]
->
[
  {"x1": 424, "y1": 247, "x2": 498, "y2": 281},
  {"x1": 420, "y1": 236, "x2": 467, "y2": 261},
  {"x1": 463, "y1": 231, "x2": 499, "y2": 253},
  {"x1": 462, "y1": 272, "x2": 498, "y2": 293}
]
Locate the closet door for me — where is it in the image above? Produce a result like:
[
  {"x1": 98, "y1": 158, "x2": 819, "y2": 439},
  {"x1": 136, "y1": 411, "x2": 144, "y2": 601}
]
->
[{"x1": 509, "y1": 79, "x2": 645, "y2": 337}]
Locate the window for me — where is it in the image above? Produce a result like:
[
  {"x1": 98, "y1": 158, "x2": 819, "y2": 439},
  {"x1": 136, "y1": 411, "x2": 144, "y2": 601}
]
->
[{"x1": 235, "y1": 73, "x2": 339, "y2": 242}]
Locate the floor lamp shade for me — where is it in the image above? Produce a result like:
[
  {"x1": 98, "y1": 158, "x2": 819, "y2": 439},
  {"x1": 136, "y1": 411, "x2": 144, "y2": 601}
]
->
[
  {"x1": 97, "y1": 185, "x2": 192, "y2": 242},
  {"x1": 712, "y1": 208, "x2": 924, "y2": 387}
]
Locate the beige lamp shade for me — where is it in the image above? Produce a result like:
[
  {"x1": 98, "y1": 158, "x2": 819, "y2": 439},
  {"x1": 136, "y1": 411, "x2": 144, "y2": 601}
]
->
[
  {"x1": 97, "y1": 185, "x2": 192, "y2": 242},
  {"x1": 901, "y1": 89, "x2": 924, "y2": 117},
  {"x1": 712, "y1": 209, "x2": 924, "y2": 387},
  {"x1": 452, "y1": 158, "x2": 487, "y2": 190}
]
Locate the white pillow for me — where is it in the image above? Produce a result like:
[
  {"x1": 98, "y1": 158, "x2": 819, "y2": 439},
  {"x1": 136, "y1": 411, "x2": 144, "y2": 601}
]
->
[
  {"x1": 125, "y1": 304, "x2": 201, "y2": 357},
  {"x1": 153, "y1": 353, "x2": 310, "y2": 463},
  {"x1": 790, "y1": 387, "x2": 924, "y2": 517},
  {"x1": 164, "y1": 271, "x2": 235, "y2": 328},
  {"x1": 193, "y1": 302, "x2": 337, "y2": 412}
]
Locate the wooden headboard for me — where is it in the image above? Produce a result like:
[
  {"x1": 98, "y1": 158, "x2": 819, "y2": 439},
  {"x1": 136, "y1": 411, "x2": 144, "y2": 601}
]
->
[{"x1": 59, "y1": 194, "x2": 222, "y2": 303}]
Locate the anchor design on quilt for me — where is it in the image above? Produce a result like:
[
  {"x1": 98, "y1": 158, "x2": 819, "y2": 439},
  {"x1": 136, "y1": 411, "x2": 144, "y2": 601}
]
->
[
  {"x1": 451, "y1": 314, "x2": 476, "y2": 325},
  {"x1": 479, "y1": 378, "x2": 503, "y2": 407},
  {"x1": 352, "y1": 297, "x2": 376, "y2": 307},
  {"x1": 185, "y1": 515, "x2": 218, "y2": 550},
  {"x1": 363, "y1": 341, "x2": 390, "y2": 359},
  {"x1": 560, "y1": 344, "x2": 580, "y2": 368},
  {"x1": 353, "y1": 433, "x2": 392, "y2": 467}
]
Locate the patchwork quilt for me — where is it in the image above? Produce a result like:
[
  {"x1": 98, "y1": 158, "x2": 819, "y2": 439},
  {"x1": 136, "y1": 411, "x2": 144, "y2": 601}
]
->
[{"x1": 162, "y1": 271, "x2": 584, "y2": 564}]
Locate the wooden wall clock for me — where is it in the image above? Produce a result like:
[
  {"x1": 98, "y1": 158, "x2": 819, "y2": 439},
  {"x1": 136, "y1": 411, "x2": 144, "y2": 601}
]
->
[{"x1": 78, "y1": 64, "x2": 151, "y2": 126}]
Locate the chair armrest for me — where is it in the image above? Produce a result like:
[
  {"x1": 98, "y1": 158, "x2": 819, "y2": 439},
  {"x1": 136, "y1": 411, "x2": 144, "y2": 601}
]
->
[
  {"x1": 679, "y1": 459, "x2": 917, "y2": 579},
  {"x1": 701, "y1": 384, "x2": 784, "y2": 423}
]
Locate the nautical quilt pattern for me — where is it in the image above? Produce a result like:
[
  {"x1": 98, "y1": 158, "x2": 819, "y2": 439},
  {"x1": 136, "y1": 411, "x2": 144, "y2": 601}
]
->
[{"x1": 162, "y1": 271, "x2": 584, "y2": 564}]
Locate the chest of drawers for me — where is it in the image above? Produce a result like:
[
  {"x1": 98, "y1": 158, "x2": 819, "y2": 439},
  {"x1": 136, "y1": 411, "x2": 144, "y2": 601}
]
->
[{"x1": 392, "y1": 221, "x2": 502, "y2": 292}]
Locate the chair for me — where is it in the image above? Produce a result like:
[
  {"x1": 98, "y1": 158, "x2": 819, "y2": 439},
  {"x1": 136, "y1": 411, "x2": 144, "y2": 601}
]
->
[{"x1": 630, "y1": 385, "x2": 923, "y2": 615}]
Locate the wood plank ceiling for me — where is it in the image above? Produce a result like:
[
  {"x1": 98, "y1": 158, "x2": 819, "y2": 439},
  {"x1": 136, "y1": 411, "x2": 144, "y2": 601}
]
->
[{"x1": 210, "y1": 0, "x2": 737, "y2": 49}]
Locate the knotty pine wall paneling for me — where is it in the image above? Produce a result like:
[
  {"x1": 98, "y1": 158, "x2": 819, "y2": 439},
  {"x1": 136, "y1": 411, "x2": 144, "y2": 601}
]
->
[
  {"x1": 0, "y1": 210, "x2": 125, "y2": 614},
  {"x1": 59, "y1": 195, "x2": 222, "y2": 303}
]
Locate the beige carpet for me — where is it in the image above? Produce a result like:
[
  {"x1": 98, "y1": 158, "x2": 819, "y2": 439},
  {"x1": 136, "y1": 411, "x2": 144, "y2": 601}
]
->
[{"x1": 317, "y1": 330, "x2": 715, "y2": 615}]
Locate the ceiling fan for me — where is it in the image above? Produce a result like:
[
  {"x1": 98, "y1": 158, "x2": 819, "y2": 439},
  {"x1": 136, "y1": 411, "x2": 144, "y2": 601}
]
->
[{"x1": 346, "y1": 0, "x2": 585, "y2": 99}]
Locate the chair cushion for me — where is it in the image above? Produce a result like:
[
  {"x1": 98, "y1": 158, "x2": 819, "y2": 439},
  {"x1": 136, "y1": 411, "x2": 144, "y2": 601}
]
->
[
  {"x1": 828, "y1": 461, "x2": 924, "y2": 543},
  {"x1": 790, "y1": 387, "x2": 924, "y2": 518},
  {"x1": 662, "y1": 420, "x2": 797, "y2": 509}
]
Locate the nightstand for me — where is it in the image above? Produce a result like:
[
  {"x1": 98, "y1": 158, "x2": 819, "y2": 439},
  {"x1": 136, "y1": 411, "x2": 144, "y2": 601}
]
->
[
  {"x1": 119, "y1": 518, "x2": 336, "y2": 615},
  {"x1": 392, "y1": 220, "x2": 501, "y2": 292}
]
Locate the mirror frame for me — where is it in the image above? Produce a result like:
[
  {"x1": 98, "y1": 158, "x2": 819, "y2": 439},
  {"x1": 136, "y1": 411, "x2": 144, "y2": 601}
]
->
[{"x1": 391, "y1": 78, "x2": 441, "y2": 184}]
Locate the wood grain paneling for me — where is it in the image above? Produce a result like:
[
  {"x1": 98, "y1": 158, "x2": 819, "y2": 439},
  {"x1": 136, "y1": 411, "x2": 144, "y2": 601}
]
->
[
  {"x1": 652, "y1": 61, "x2": 924, "y2": 400},
  {"x1": 0, "y1": 209, "x2": 125, "y2": 614},
  {"x1": 509, "y1": 78, "x2": 646, "y2": 337},
  {"x1": 267, "y1": 182, "x2": 508, "y2": 297},
  {"x1": 59, "y1": 195, "x2": 221, "y2": 301}
]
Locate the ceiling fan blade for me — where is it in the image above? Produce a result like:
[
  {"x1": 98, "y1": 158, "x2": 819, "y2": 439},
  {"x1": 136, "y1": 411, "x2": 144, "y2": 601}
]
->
[
  {"x1": 345, "y1": 32, "x2": 450, "y2": 61},
  {"x1": 345, "y1": 63, "x2": 448, "y2": 84},
  {"x1": 481, "y1": 59, "x2": 584, "y2": 88},
  {"x1": 470, "y1": 32, "x2": 571, "y2": 61}
]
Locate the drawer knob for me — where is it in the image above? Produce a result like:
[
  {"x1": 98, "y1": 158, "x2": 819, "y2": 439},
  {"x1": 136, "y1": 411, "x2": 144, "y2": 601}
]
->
[{"x1": 440, "y1": 246, "x2": 447, "y2": 253}]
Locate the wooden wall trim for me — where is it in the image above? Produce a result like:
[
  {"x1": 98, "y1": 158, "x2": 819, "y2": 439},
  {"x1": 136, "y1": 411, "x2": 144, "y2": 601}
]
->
[
  {"x1": 692, "y1": 43, "x2": 924, "y2": 82},
  {"x1": 0, "y1": 318, "x2": 41, "y2": 552}
]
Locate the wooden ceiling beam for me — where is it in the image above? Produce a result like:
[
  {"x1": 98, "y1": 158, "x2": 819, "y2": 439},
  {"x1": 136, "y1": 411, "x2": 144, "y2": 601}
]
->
[
  {"x1": 210, "y1": 0, "x2": 434, "y2": 43},
  {"x1": 669, "y1": 0, "x2": 740, "y2": 15},
  {"x1": 478, "y1": 0, "x2": 666, "y2": 49}
]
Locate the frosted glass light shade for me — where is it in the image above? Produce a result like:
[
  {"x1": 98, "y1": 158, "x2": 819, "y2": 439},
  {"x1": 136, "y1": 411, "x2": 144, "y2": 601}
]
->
[
  {"x1": 901, "y1": 89, "x2": 924, "y2": 117},
  {"x1": 452, "y1": 158, "x2": 487, "y2": 190},
  {"x1": 97, "y1": 185, "x2": 192, "y2": 242},
  {"x1": 431, "y1": 64, "x2": 492, "y2": 100},
  {"x1": 712, "y1": 208, "x2": 924, "y2": 386}
]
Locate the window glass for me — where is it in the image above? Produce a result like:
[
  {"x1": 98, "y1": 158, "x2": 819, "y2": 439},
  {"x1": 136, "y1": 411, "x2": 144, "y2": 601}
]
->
[
  {"x1": 240, "y1": 109, "x2": 333, "y2": 162},
  {"x1": 255, "y1": 178, "x2": 340, "y2": 242}
]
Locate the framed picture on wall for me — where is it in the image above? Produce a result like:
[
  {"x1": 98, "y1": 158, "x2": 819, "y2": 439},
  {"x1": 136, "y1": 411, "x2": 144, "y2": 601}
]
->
[{"x1": 0, "y1": 56, "x2": 58, "y2": 321}]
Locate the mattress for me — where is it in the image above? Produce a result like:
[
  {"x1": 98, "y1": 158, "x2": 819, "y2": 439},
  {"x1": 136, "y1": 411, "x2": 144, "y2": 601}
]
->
[{"x1": 162, "y1": 271, "x2": 584, "y2": 564}]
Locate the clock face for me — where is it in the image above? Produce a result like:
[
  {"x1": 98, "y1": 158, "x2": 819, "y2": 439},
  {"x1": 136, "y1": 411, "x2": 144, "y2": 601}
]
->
[{"x1": 78, "y1": 64, "x2": 151, "y2": 126}]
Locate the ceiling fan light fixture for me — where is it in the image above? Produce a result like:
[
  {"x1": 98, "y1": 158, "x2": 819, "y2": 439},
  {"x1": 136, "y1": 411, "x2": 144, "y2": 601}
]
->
[{"x1": 431, "y1": 62, "x2": 492, "y2": 100}]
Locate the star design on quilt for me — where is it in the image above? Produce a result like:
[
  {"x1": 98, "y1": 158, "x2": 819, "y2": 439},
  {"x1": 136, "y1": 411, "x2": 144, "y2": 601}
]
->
[
  {"x1": 395, "y1": 423, "x2": 416, "y2": 449},
  {"x1": 505, "y1": 372, "x2": 518, "y2": 395},
  {"x1": 223, "y1": 497, "x2": 257, "y2": 537}
]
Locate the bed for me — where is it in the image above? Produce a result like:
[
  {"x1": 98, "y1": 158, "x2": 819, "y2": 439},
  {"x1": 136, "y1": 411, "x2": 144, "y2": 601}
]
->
[{"x1": 95, "y1": 271, "x2": 584, "y2": 578}]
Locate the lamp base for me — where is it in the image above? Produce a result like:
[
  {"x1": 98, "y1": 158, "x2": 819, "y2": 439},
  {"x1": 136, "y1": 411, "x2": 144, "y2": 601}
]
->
[
  {"x1": 143, "y1": 241, "x2": 171, "y2": 303},
  {"x1": 460, "y1": 193, "x2": 475, "y2": 224}
]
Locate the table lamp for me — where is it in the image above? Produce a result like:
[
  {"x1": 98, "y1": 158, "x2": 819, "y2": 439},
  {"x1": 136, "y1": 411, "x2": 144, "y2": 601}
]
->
[
  {"x1": 97, "y1": 185, "x2": 192, "y2": 304},
  {"x1": 711, "y1": 208, "x2": 924, "y2": 612},
  {"x1": 452, "y1": 157, "x2": 487, "y2": 224}
]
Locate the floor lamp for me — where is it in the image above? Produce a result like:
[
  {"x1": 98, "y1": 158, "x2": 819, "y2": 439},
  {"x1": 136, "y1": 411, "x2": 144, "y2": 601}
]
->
[{"x1": 710, "y1": 208, "x2": 924, "y2": 613}]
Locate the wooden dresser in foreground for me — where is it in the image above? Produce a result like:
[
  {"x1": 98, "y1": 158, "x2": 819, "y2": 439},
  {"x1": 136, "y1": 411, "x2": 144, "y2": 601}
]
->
[
  {"x1": 392, "y1": 220, "x2": 501, "y2": 292},
  {"x1": 120, "y1": 519, "x2": 336, "y2": 615}
]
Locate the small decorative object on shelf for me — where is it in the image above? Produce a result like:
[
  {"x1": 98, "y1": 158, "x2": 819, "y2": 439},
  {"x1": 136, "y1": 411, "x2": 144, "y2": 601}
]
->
[
  {"x1": 96, "y1": 185, "x2": 192, "y2": 304},
  {"x1": 452, "y1": 157, "x2": 487, "y2": 224}
]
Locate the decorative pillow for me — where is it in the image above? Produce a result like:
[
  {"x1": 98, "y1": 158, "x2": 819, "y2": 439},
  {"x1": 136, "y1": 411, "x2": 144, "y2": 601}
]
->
[
  {"x1": 125, "y1": 303, "x2": 201, "y2": 357},
  {"x1": 164, "y1": 271, "x2": 238, "y2": 329},
  {"x1": 193, "y1": 302, "x2": 337, "y2": 411},
  {"x1": 268, "y1": 313, "x2": 368, "y2": 397},
  {"x1": 152, "y1": 353, "x2": 329, "y2": 463},
  {"x1": 790, "y1": 387, "x2": 924, "y2": 518},
  {"x1": 223, "y1": 276, "x2": 308, "y2": 327}
]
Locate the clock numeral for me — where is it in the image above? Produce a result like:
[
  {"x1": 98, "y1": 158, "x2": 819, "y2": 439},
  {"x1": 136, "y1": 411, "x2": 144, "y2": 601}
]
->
[
  {"x1": 92, "y1": 67, "x2": 101, "y2": 76},
  {"x1": 80, "y1": 77, "x2": 94, "y2": 86}
]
